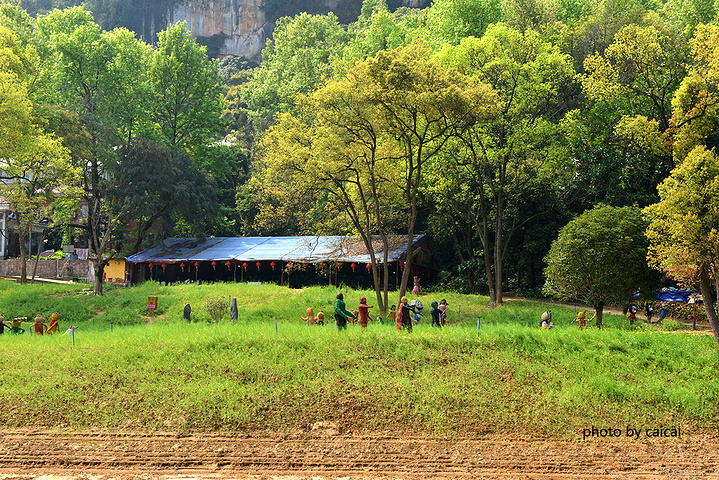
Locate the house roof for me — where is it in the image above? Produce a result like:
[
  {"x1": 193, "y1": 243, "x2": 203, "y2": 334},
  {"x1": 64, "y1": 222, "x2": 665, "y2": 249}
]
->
[{"x1": 126, "y1": 235, "x2": 426, "y2": 264}]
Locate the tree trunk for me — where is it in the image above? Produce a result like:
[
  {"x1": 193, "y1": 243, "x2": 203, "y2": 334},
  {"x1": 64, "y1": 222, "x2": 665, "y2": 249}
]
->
[
  {"x1": 19, "y1": 232, "x2": 27, "y2": 284},
  {"x1": 594, "y1": 300, "x2": 605, "y2": 328},
  {"x1": 31, "y1": 229, "x2": 45, "y2": 284},
  {"x1": 93, "y1": 260, "x2": 105, "y2": 296},
  {"x1": 699, "y1": 266, "x2": 719, "y2": 350},
  {"x1": 494, "y1": 183, "x2": 505, "y2": 305}
]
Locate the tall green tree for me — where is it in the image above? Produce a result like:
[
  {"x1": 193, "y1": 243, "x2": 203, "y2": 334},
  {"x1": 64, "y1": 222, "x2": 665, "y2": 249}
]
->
[
  {"x1": 580, "y1": 23, "x2": 689, "y2": 202},
  {"x1": 110, "y1": 139, "x2": 217, "y2": 254},
  {"x1": 343, "y1": 0, "x2": 413, "y2": 61},
  {"x1": 644, "y1": 146, "x2": 719, "y2": 348},
  {"x1": 0, "y1": 25, "x2": 75, "y2": 283},
  {"x1": 544, "y1": 205, "x2": 659, "y2": 327},
  {"x1": 148, "y1": 22, "x2": 224, "y2": 150},
  {"x1": 436, "y1": 24, "x2": 576, "y2": 304},
  {"x1": 239, "y1": 12, "x2": 350, "y2": 137},
  {"x1": 36, "y1": 7, "x2": 149, "y2": 294},
  {"x1": 256, "y1": 42, "x2": 498, "y2": 305},
  {"x1": 422, "y1": 0, "x2": 502, "y2": 47}
]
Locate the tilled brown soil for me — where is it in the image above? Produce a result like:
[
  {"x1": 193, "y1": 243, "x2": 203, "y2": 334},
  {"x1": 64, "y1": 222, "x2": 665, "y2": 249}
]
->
[{"x1": 1, "y1": 428, "x2": 718, "y2": 479}]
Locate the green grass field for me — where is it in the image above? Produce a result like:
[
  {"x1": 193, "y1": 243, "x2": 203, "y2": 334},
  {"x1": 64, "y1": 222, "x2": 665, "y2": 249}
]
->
[{"x1": 0, "y1": 280, "x2": 716, "y2": 440}]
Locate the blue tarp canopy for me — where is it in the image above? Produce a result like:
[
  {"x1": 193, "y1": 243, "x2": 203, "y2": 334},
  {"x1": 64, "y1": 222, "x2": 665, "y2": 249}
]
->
[
  {"x1": 656, "y1": 290, "x2": 694, "y2": 302},
  {"x1": 126, "y1": 235, "x2": 426, "y2": 265}
]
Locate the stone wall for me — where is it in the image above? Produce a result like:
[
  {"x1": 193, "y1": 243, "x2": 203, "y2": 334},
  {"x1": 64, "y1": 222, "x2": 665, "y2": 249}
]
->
[{"x1": 0, "y1": 259, "x2": 94, "y2": 283}]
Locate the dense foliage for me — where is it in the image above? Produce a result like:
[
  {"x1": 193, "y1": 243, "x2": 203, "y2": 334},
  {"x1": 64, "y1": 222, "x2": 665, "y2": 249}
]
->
[{"x1": 4, "y1": 0, "x2": 719, "y2": 314}]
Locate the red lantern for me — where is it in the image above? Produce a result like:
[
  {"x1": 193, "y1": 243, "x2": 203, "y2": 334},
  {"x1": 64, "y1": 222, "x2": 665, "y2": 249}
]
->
[
  {"x1": 148, "y1": 263, "x2": 153, "y2": 270},
  {"x1": 351, "y1": 263, "x2": 356, "y2": 272},
  {"x1": 180, "y1": 263, "x2": 186, "y2": 272},
  {"x1": 319, "y1": 262, "x2": 325, "y2": 268},
  {"x1": 194, "y1": 262, "x2": 200, "y2": 269},
  {"x1": 271, "y1": 261, "x2": 276, "y2": 270},
  {"x1": 211, "y1": 261, "x2": 217, "y2": 270},
  {"x1": 242, "y1": 262, "x2": 248, "y2": 270},
  {"x1": 161, "y1": 263, "x2": 167, "y2": 271},
  {"x1": 399, "y1": 261, "x2": 405, "y2": 269},
  {"x1": 366, "y1": 263, "x2": 371, "y2": 272},
  {"x1": 302, "y1": 263, "x2": 308, "y2": 269},
  {"x1": 226, "y1": 261, "x2": 232, "y2": 270},
  {"x1": 256, "y1": 261, "x2": 261, "y2": 269}
]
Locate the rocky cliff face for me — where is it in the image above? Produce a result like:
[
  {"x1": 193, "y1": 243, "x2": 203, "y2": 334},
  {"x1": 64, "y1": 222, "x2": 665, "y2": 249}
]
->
[
  {"x1": 155, "y1": 0, "x2": 428, "y2": 61},
  {"x1": 169, "y1": 0, "x2": 269, "y2": 61}
]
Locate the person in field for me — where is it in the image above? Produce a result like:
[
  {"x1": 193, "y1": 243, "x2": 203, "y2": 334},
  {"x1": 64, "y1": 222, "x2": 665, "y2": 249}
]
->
[
  {"x1": 300, "y1": 307, "x2": 317, "y2": 325},
  {"x1": 32, "y1": 315, "x2": 47, "y2": 335},
  {"x1": 400, "y1": 296, "x2": 414, "y2": 333},
  {"x1": 439, "y1": 299, "x2": 448, "y2": 326},
  {"x1": 430, "y1": 301, "x2": 442, "y2": 328},
  {"x1": 575, "y1": 311, "x2": 595, "y2": 330},
  {"x1": 334, "y1": 293, "x2": 356, "y2": 331},
  {"x1": 47, "y1": 312, "x2": 60, "y2": 334},
  {"x1": 357, "y1": 297, "x2": 373, "y2": 329}
]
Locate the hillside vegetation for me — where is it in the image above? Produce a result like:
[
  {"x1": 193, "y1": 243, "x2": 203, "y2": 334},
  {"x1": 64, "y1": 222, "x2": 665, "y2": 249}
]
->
[{"x1": 0, "y1": 281, "x2": 715, "y2": 439}]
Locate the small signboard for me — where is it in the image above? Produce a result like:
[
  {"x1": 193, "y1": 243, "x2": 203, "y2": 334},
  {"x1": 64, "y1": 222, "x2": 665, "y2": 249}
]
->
[{"x1": 147, "y1": 295, "x2": 158, "y2": 311}]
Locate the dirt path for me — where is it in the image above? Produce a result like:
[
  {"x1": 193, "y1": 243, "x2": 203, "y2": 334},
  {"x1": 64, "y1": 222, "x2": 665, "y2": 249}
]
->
[{"x1": 1, "y1": 429, "x2": 718, "y2": 479}]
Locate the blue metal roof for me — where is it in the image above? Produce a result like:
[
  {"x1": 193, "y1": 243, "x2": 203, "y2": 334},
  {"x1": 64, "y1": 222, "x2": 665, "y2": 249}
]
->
[{"x1": 126, "y1": 235, "x2": 425, "y2": 264}]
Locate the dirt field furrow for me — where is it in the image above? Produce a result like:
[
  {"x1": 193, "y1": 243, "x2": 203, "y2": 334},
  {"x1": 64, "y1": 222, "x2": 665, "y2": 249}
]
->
[{"x1": 1, "y1": 429, "x2": 718, "y2": 479}]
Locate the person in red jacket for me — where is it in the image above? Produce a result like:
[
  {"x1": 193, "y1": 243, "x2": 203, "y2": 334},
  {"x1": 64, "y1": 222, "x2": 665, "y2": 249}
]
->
[{"x1": 357, "y1": 297, "x2": 373, "y2": 329}]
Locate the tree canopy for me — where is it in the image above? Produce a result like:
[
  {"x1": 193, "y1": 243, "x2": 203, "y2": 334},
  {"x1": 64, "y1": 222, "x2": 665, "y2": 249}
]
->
[
  {"x1": 5, "y1": 0, "x2": 719, "y2": 328},
  {"x1": 544, "y1": 205, "x2": 659, "y2": 327}
]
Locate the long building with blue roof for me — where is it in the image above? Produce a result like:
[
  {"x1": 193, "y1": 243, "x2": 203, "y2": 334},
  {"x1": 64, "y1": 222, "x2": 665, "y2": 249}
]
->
[{"x1": 125, "y1": 235, "x2": 436, "y2": 288}]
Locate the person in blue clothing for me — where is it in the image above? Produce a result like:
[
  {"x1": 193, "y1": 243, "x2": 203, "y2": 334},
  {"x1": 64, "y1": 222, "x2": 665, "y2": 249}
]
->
[
  {"x1": 334, "y1": 293, "x2": 357, "y2": 330},
  {"x1": 430, "y1": 301, "x2": 442, "y2": 328}
]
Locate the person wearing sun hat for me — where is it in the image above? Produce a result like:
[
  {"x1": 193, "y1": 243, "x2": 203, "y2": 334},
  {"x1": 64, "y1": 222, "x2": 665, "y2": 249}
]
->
[{"x1": 32, "y1": 314, "x2": 47, "y2": 335}]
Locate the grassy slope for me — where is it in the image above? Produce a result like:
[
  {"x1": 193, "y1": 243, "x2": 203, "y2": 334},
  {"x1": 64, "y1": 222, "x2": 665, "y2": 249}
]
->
[{"x1": 0, "y1": 280, "x2": 716, "y2": 439}]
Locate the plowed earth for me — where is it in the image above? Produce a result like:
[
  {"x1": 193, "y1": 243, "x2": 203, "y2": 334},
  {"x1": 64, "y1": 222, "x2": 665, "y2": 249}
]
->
[{"x1": 1, "y1": 428, "x2": 718, "y2": 479}]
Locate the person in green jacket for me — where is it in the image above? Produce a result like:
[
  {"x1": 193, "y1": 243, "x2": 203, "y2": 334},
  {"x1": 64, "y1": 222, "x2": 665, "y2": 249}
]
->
[{"x1": 334, "y1": 293, "x2": 357, "y2": 330}]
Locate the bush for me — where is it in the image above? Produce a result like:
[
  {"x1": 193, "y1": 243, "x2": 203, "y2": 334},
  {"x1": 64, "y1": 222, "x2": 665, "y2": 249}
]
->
[{"x1": 204, "y1": 296, "x2": 227, "y2": 323}]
